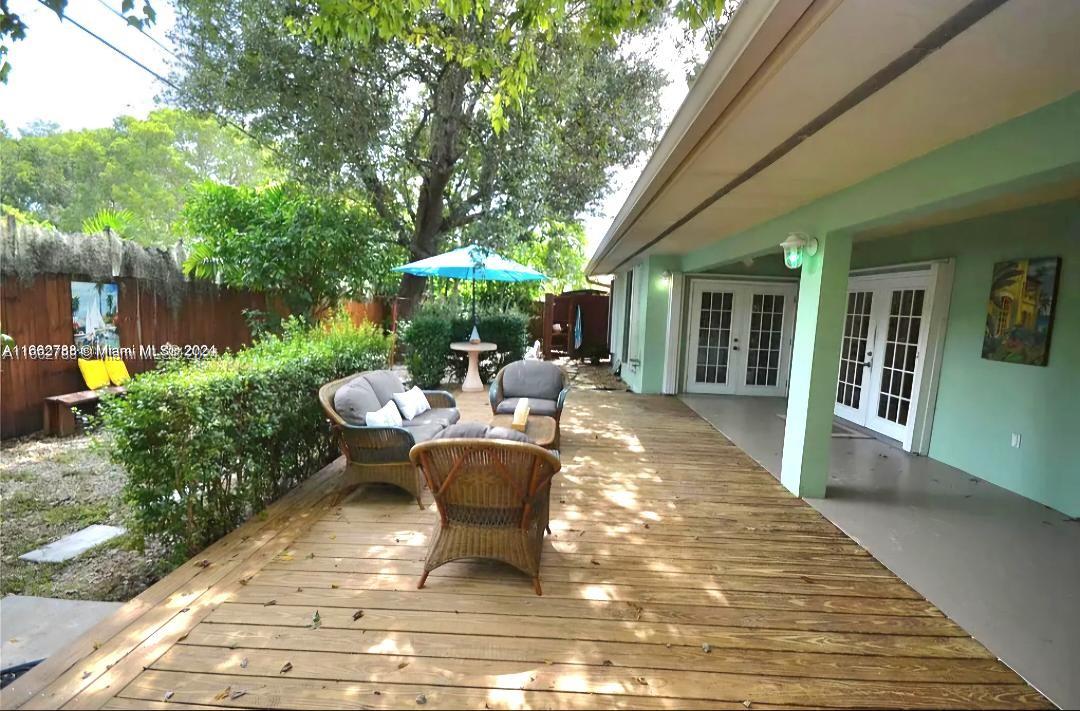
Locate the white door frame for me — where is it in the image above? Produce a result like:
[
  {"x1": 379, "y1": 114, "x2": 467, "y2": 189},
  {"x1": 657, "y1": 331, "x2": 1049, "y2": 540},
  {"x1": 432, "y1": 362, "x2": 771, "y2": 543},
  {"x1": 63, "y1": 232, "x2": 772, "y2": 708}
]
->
[
  {"x1": 834, "y1": 260, "x2": 953, "y2": 452},
  {"x1": 682, "y1": 278, "x2": 798, "y2": 396}
]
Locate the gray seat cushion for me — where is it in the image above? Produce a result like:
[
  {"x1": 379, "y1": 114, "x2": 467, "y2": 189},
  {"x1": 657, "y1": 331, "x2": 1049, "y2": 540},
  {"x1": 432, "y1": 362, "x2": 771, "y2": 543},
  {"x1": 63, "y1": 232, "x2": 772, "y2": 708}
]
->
[
  {"x1": 435, "y1": 422, "x2": 531, "y2": 444},
  {"x1": 404, "y1": 423, "x2": 444, "y2": 444},
  {"x1": 495, "y1": 397, "x2": 558, "y2": 417},
  {"x1": 333, "y1": 377, "x2": 382, "y2": 426},
  {"x1": 364, "y1": 370, "x2": 406, "y2": 406},
  {"x1": 406, "y1": 407, "x2": 461, "y2": 428},
  {"x1": 501, "y1": 360, "x2": 564, "y2": 400}
]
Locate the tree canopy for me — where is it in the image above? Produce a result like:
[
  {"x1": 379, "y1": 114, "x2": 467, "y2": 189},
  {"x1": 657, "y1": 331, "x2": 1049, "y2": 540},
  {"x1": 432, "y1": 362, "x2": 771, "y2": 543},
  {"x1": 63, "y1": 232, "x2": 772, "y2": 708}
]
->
[
  {"x1": 170, "y1": 0, "x2": 674, "y2": 304},
  {"x1": 0, "y1": 109, "x2": 277, "y2": 245},
  {"x1": 180, "y1": 181, "x2": 405, "y2": 323}
]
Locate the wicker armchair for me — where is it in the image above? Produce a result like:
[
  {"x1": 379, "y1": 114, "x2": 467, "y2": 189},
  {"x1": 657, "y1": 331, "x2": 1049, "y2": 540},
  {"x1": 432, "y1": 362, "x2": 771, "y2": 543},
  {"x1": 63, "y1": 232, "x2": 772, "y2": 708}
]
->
[
  {"x1": 410, "y1": 437, "x2": 561, "y2": 595},
  {"x1": 489, "y1": 360, "x2": 570, "y2": 446},
  {"x1": 319, "y1": 373, "x2": 458, "y2": 508}
]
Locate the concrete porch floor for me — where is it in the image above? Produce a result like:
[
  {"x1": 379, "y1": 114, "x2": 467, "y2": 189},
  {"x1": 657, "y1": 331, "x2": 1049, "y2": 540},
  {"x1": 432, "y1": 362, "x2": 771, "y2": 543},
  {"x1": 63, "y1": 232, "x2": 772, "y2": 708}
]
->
[{"x1": 680, "y1": 393, "x2": 1080, "y2": 709}]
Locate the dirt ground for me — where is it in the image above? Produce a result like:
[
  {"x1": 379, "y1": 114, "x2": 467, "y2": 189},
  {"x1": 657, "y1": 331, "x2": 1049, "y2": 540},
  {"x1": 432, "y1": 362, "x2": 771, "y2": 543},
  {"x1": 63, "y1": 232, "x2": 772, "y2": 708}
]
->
[{"x1": 0, "y1": 433, "x2": 170, "y2": 602}]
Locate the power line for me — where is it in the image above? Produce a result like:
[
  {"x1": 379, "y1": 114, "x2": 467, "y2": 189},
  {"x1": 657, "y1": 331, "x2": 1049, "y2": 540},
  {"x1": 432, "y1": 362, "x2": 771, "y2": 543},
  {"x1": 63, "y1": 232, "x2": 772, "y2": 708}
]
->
[
  {"x1": 38, "y1": 0, "x2": 282, "y2": 158},
  {"x1": 93, "y1": 0, "x2": 182, "y2": 62}
]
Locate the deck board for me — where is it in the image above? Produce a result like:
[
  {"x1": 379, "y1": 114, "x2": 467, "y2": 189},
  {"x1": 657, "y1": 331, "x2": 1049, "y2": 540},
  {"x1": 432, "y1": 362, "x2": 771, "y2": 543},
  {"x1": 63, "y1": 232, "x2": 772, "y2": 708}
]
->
[{"x1": 2, "y1": 389, "x2": 1052, "y2": 709}]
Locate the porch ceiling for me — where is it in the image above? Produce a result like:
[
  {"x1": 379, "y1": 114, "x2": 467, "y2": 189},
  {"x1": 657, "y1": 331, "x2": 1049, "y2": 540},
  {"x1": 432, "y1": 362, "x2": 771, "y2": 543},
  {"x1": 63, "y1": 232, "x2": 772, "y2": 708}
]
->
[{"x1": 587, "y1": 0, "x2": 1080, "y2": 274}]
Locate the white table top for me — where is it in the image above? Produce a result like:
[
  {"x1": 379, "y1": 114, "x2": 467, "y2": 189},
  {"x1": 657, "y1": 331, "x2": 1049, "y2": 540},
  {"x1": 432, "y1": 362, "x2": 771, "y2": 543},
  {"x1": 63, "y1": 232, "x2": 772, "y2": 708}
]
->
[{"x1": 450, "y1": 341, "x2": 497, "y2": 352}]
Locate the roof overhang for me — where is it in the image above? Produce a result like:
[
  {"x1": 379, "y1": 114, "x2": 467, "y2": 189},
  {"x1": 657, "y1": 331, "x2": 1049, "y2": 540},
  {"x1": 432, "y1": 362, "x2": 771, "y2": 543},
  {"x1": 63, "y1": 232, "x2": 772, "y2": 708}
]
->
[{"x1": 587, "y1": 0, "x2": 1080, "y2": 275}]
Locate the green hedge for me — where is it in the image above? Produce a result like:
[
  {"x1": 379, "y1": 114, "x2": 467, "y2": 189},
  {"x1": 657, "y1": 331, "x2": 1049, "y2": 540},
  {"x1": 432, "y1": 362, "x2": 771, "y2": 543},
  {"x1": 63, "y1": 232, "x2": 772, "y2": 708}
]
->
[
  {"x1": 100, "y1": 317, "x2": 391, "y2": 561},
  {"x1": 402, "y1": 306, "x2": 528, "y2": 388}
]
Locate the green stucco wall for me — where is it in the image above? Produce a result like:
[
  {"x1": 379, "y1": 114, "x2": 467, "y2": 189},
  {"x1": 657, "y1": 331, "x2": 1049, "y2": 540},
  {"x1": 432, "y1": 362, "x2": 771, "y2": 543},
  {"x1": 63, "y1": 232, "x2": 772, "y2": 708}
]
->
[
  {"x1": 851, "y1": 200, "x2": 1080, "y2": 516},
  {"x1": 616, "y1": 255, "x2": 677, "y2": 394}
]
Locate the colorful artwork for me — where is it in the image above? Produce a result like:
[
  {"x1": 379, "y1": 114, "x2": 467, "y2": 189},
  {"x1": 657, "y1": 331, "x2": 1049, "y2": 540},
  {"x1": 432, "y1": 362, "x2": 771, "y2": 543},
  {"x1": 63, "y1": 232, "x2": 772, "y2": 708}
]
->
[
  {"x1": 72, "y1": 281, "x2": 120, "y2": 349},
  {"x1": 982, "y1": 257, "x2": 1060, "y2": 366}
]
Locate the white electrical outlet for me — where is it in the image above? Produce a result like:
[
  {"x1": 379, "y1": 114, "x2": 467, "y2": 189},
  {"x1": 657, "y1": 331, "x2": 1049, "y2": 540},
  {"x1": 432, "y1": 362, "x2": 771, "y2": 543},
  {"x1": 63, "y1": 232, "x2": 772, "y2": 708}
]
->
[{"x1": 1010, "y1": 433, "x2": 1022, "y2": 448}]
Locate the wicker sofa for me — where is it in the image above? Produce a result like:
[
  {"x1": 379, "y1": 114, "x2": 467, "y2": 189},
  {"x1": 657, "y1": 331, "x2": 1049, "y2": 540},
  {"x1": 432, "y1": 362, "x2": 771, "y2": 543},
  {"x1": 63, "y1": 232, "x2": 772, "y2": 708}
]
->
[{"x1": 319, "y1": 370, "x2": 459, "y2": 507}]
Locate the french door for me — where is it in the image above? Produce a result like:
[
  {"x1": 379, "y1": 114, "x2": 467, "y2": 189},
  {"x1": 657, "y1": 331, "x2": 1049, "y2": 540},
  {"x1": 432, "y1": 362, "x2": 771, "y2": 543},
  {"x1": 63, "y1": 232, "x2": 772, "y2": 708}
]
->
[
  {"x1": 685, "y1": 281, "x2": 797, "y2": 396},
  {"x1": 834, "y1": 274, "x2": 929, "y2": 441}
]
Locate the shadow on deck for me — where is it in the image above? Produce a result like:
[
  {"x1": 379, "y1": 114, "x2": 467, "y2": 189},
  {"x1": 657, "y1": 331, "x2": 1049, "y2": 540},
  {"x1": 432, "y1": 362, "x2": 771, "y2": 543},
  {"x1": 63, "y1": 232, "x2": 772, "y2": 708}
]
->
[{"x1": 1, "y1": 389, "x2": 1050, "y2": 710}]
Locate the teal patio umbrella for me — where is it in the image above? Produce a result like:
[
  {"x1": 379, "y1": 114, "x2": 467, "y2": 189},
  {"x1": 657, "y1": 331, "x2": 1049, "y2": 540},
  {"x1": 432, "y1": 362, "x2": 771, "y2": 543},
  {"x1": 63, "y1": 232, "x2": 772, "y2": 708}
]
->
[{"x1": 393, "y1": 244, "x2": 547, "y2": 324}]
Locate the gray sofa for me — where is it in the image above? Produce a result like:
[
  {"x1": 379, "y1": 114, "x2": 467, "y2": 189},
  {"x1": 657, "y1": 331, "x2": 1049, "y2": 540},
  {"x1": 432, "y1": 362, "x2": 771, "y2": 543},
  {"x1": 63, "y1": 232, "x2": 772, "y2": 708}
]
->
[
  {"x1": 489, "y1": 360, "x2": 570, "y2": 422},
  {"x1": 319, "y1": 370, "x2": 459, "y2": 506}
]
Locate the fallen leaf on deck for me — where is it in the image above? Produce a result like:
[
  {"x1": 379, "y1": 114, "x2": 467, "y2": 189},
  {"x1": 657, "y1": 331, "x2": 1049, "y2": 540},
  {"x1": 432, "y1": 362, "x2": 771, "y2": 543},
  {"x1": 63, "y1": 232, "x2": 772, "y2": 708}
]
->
[
  {"x1": 331, "y1": 584, "x2": 339, "y2": 589},
  {"x1": 742, "y1": 701, "x2": 752, "y2": 709},
  {"x1": 296, "y1": 587, "x2": 303, "y2": 592},
  {"x1": 231, "y1": 689, "x2": 247, "y2": 700},
  {"x1": 398, "y1": 661, "x2": 410, "y2": 670},
  {"x1": 213, "y1": 687, "x2": 231, "y2": 700},
  {"x1": 590, "y1": 559, "x2": 600, "y2": 566},
  {"x1": 240, "y1": 657, "x2": 248, "y2": 668},
  {"x1": 634, "y1": 676, "x2": 649, "y2": 686},
  {"x1": 239, "y1": 576, "x2": 252, "y2": 585},
  {"x1": 353, "y1": 610, "x2": 365, "y2": 621},
  {"x1": 81, "y1": 671, "x2": 91, "y2": 680},
  {"x1": 601, "y1": 660, "x2": 613, "y2": 666},
  {"x1": 415, "y1": 693, "x2": 427, "y2": 705},
  {"x1": 263, "y1": 599, "x2": 277, "y2": 607},
  {"x1": 702, "y1": 643, "x2": 712, "y2": 653},
  {"x1": 163, "y1": 690, "x2": 174, "y2": 701},
  {"x1": 195, "y1": 560, "x2": 210, "y2": 568},
  {"x1": 280, "y1": 661, "x2": 293, "y2": 674},
  {"x1": 311, "y1": 610, "x2": 322, "y2": 629}
]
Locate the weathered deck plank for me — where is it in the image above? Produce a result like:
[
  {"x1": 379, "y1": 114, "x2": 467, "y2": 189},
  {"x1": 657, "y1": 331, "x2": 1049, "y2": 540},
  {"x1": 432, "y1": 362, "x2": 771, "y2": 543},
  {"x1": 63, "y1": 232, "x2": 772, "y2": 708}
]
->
[{"x1": 2, "y1": 389, "x2": 1052, "y2": 710}]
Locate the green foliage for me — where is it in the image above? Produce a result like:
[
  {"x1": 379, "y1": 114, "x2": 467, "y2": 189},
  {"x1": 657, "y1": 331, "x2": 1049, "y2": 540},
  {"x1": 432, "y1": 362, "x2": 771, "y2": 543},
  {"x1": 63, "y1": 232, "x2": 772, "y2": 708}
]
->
[
  {"x1": 171, "y1": 0, "x2": 667, "y2": 301},
  {"x1": 181, "y1": 182, "x2": 405, "y2": 322},
  {"x1": 2, "y1": 202, "x2": 54, "y2": 229},
  {"x1": 429, "y1": 220, "x2": 588, "y2": 312},
  {"x1": 0, "y1": 109, "x2": 277, "y2": 245},
  {"x1": 82, "y1": 208, "x2": 140, "y2": 238},
  {"x1": 402, "y1": 303, "x2": 527, "y2": 387},
  {"x1": 302, "y1": 0, "x2": 729, "y2": 133},
  {"x1": 400, "y1": 310, "x2": 454, "y2": 389},
  {"x1": 100, "y1": 317, "x2": 391, "y2": 561}
]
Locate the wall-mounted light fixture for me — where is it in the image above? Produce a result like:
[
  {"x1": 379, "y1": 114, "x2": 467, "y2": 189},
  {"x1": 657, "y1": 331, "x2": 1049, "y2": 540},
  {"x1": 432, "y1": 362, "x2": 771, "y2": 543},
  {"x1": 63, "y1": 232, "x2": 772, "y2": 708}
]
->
[
  {"x1": 660, "y1": 270, "x2": 673, "y2": 286},
  {"x1": 780, "y1": 232, "x2": 818, "y2": 270}
]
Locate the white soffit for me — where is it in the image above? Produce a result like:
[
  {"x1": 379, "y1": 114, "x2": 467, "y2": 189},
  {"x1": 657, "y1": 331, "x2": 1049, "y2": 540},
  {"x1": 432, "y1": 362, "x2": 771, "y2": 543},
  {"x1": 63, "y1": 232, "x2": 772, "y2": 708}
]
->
[{"x1": 591, "y1": 0, "x2": 1080, "y2": 272}]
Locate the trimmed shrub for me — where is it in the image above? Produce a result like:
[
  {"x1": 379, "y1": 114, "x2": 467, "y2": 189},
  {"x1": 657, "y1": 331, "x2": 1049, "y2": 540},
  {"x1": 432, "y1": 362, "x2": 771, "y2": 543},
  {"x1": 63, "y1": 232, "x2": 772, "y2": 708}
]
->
[
  {"x1": 402, "y1": 305, "x2": 528, "y2": 388},
  {"x1": 100, "y1": 317, "x2": 391, "y2": 561}
]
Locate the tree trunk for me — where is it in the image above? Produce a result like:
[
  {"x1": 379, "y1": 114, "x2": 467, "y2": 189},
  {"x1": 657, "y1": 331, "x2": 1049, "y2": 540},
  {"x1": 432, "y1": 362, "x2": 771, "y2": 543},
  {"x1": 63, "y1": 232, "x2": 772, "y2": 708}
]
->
[{"x1": 395, "y1": 63, "x2": 470, "y2": 315}]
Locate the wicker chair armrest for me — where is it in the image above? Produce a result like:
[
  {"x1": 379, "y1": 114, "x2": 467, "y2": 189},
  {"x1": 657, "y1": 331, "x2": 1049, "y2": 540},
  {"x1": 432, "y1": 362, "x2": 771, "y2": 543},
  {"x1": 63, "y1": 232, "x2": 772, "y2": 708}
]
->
[
  {"x1": 334, "y1": 424, "x2": 416, "y2": 465},
  {"x1": 423, "y1": 390, "x2": 457, "y2": 409}
]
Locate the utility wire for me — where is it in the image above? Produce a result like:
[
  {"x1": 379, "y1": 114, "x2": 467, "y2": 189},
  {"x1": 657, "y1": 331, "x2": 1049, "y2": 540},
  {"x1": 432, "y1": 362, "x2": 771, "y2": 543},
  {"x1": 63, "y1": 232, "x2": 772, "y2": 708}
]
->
[
  {"x1": 93, "y1": 0, "x2": 182, "y2": 62},
  {"x1": 38, "y1": 0, "x2": 282, "y2": 158}
]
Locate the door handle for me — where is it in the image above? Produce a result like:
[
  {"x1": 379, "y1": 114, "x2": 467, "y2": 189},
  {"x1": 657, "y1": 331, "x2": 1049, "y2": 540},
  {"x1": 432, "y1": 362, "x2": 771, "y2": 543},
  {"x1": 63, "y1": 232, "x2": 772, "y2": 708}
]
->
[{"x1": 863, "y1": 351, "x2": 873, "y2": 367}]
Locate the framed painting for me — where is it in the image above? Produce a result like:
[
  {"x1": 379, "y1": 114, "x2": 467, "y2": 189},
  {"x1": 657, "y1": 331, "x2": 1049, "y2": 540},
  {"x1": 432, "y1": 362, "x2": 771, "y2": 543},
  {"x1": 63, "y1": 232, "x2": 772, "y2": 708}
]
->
[
  {"x1": 72, "y1": 281, "x2": 120, "y2": 349},
  {"x1": 981, "y1": 257, "x2": 1061, "y2": 366}
]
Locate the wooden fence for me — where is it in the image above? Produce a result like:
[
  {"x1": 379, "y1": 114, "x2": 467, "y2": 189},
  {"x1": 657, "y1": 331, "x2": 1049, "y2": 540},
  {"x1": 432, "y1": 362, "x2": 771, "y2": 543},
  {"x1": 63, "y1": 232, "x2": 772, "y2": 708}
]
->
[{"x1": 0, "y1": 274, "x2": 269, "y2": 438}]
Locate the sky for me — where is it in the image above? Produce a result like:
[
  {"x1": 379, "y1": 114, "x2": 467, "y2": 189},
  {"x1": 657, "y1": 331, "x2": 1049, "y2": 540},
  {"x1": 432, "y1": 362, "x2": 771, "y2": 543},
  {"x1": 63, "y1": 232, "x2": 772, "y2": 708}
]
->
[{"x1": 0, "y1": 0, "x2": 693, "y2": 259}]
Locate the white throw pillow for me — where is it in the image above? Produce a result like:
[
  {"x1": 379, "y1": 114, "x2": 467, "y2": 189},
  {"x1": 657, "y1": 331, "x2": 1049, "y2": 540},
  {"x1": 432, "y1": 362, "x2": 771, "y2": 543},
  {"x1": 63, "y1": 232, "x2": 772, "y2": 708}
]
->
[
  {"x1": 393, "y1": 386, "x2": 431, "y2": 420},
  {"x1": 364, "y1": 400, "x2": 403, "y2": 427}
]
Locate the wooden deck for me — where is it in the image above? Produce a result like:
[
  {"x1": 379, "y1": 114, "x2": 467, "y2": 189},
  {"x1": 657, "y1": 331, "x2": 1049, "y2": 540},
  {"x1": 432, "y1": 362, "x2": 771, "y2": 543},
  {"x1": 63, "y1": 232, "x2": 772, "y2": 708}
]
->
[{"x1": 2, "y1": 389, "x2": 1051, "y2": 710}]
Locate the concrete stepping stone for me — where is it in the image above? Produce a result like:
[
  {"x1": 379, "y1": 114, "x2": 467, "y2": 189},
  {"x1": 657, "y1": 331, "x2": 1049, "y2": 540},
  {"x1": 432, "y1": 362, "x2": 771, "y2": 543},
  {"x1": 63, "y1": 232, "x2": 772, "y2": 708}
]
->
[{"x1": 19, "y1": 525, "x2": 126, "y2": 564}]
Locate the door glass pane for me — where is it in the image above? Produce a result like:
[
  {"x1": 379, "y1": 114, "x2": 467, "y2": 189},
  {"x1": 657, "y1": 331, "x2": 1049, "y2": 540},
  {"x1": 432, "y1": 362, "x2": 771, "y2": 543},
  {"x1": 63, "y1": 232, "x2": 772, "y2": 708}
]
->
[
  {"x1": 836, "y1": 291, "x2": 873, "y2": 408},
  {"x1": 694, "y1": 291, "x2": 734, "y2": 384},
  {"x1": 876, "y1": 288, "x2": 925, "y2": 426},
  {"x1": 745, "y1": 293, "x2": 785, "y2": 387}
]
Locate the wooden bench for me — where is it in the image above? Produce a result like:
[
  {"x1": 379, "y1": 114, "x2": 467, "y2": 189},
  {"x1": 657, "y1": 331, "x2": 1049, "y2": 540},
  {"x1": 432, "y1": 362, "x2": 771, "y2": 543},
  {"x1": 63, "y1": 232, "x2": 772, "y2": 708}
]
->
[{"x1": 43, "y1": 387, "x2": 126, "y2": 436}]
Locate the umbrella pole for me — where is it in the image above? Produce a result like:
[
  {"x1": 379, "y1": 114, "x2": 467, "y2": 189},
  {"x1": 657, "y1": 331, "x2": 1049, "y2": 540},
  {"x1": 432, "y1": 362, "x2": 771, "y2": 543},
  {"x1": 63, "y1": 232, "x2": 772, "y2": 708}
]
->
[{"x1": 471, "y1": 277, "x2": 477, "y2": 324}]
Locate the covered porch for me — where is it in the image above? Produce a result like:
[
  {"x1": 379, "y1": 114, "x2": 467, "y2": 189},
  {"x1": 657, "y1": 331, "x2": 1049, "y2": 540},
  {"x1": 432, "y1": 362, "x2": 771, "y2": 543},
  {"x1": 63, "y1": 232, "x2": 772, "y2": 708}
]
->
[{"x1": 0, "y1": 387, "x2": 1049, "y2": 710}]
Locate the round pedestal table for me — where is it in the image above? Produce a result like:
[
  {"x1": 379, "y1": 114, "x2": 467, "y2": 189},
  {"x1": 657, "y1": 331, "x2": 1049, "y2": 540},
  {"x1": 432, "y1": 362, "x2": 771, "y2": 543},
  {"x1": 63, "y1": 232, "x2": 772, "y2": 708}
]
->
[{"x1": 450, "y1": 341, "x2": 497, "y2": 392}]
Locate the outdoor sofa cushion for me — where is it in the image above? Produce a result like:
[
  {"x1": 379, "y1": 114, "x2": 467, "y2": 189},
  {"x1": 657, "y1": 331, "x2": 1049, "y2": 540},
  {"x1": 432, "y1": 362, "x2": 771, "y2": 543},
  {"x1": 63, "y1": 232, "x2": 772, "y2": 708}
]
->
[
  {"x1": 365, "y1": 401, "x2": 403, "y2": 427},
  {"x1": 333, "y1": 377, "x2": 383, "y2": 425},
  {"x1": 404, "y1": 423, "x2": 445, "y2": 443},
  {"x1": 435, "y1": 422, "x2": 531, "y2": 444},
  {"x1": 366, "y1": 369, "x2": 406, "y2": 406},
  {"x1": 500, "y1": 360, "x2": 564, "y2": 400},
  {"x1": 406, "y1": 408, "x2": 461, "y2": 428},
  {"x1": 494, "y1": 397, "x2": 558, "y2": 417},
  {"x1": 393, "y1": 386, "x2": 431, "y2": 420}
]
